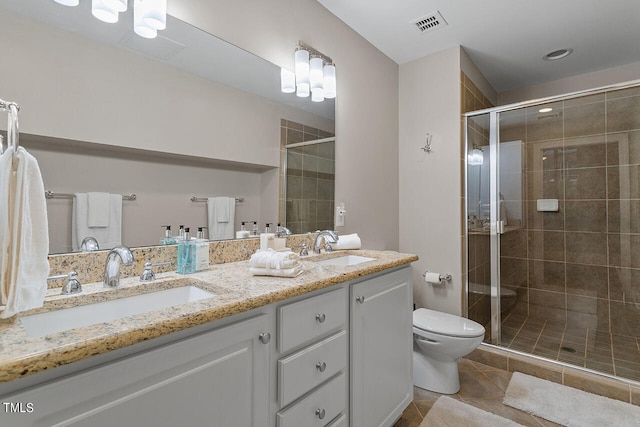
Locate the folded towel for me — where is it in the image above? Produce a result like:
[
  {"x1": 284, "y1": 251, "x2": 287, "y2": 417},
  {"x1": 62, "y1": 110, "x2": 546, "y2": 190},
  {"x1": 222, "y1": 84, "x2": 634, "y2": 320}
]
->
[
  {"x1": 0, "y1": 147, "x2": 50, "y2": 318},
  {"x1": 249, "y1": 266, "x2": 302, "y2": 278},
  {"x1": 72, "y1": 193, "x2": 122, "y2": 251},
  {"x1": 207, "y1": 197, "x2": 235, "y2": 240},
  {"x1": 333, "y1": 233, "x2": 361, "y2": 250},
  {"x1": 87, "y1": 192, "x2": 110, "y2": 227},
  {"x1": 249, "y1": 249, "x2": 300, "y2": 270}
]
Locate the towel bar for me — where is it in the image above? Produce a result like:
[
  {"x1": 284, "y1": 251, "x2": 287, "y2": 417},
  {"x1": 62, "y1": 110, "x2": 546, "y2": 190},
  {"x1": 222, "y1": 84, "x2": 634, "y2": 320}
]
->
[{"x1": 45, "y1": 191, "x2": 136, "y2": 201}]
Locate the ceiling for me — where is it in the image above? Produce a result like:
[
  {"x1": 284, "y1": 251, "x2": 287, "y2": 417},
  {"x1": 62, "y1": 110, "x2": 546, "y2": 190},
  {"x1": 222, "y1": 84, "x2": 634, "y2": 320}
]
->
[{"x1": 317, "y1": 0, "x2": 640, "y2": 93}]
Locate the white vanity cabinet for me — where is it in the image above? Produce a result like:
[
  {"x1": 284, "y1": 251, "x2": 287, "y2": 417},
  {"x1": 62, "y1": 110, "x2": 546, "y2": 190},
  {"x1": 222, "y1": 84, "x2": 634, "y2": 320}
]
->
[
  {"x1": 0, "y1": 314, "x2": 271, "y2": 427},
  {"x1": 350, "y1": 267, "x2": 413, "y2": 427},
  {"x1": 276, "y1": 287, "x2": 349, "y2": 427}
]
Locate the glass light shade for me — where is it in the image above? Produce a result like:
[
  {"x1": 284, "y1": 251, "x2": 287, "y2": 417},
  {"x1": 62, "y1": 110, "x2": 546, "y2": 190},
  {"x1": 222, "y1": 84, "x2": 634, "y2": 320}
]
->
[
  {"x1": 311, "y1": 87, "x2": 324, "y2": 102},
  {"x1": 468, "y1": 148, "x2": 484, "y2": 166},
  {"x1": 294, "y1": 49, "x2": 310, "y2": 86},
  {"x1": 309, "y1": 57, "x2": 324, "y2": 90},
  {"x1": 53, "y1": 0, "x2": 80, "y2": 6},
  {"x1": 134, "y1": 0, "x2": 157, "y2": 38},
  {"x1": 102, "y1": 0, "x2": 127, "y2": 12},
  {"x1": 281, "y1": 69, "x2": 296, "y2": 93},
  {"x1": 323, "y1": 64, "x2": 336, "y2": 99},
  {"x1": 92, "y1": 0, "x2": 119, "y2": 23},
  {"x1": 296, "y1": 82, "x2": 310, "y2": 98},
  {"x1": 141, "y1": 0, "x2": 167, "y2": 30}
]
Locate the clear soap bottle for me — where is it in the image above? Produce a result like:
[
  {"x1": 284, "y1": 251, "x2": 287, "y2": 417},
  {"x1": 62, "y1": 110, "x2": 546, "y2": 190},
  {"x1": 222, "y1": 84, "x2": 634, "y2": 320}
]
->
[
  {"x1": 160, "y1": 225, "x2": 177, "y2": 245},
  {"x1": 177, "y1": 227, "x2": 196, "y2": 274},
  {"x1": 195, "y1": 226, "x2": 210, "y2": 272}
]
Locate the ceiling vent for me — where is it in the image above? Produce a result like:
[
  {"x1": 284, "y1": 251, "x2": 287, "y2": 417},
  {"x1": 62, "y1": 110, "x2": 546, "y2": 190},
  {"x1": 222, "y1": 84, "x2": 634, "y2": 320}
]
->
[{"x1": 411, "y1": 11, "x2": 448, "y2": 34}]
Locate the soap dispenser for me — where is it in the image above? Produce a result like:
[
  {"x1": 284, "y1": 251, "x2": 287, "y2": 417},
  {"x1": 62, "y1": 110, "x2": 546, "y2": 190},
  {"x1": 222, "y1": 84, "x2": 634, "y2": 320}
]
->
[
  {"x1": 160, "y1": 225, "x2": 177, "y2": 245},
  {"x1": 177, "y1": 227, "x2": 196, "y2": 274},
  {"x1": 195, "y1": 227, "x2": 210, "y2": 272}
]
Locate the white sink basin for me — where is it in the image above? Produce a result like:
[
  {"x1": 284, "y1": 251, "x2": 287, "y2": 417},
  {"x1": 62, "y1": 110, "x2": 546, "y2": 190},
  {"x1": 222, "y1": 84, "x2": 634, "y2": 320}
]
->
[
  {"x1": 20, "y1": 286, "x2": 215, "y2": 338},
  {"x1": 315, "y1": 255, "x2": 376, "y2": 267}
]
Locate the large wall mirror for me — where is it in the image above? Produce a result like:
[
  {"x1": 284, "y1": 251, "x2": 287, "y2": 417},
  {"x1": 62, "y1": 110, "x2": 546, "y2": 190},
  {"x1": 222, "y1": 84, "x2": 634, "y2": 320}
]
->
[{"x1": 0, "y1": 0, "x2": 335, "y2": 254}]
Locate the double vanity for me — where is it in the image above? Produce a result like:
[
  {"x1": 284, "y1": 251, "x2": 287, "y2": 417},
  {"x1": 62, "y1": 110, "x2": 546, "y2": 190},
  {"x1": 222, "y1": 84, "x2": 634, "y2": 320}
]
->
[{"x1": 0, "y1": 249, "x2": 417, "y2": 427}]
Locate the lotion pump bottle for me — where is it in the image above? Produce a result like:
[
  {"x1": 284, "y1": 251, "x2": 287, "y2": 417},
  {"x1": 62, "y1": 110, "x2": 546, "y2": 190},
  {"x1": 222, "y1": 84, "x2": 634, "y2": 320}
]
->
[
  {"x1": 195, "y1": 227, "x2": 210, "y2": 271},
  {"x1": 160, "y1": 225, "x2": 177, "y2": 245},
  {"x1": 177, "y1": 227, "x2": 196, "y2": 274},
  {"x1": 252, "y1": 221, "x2": 259, "y2": 236}
]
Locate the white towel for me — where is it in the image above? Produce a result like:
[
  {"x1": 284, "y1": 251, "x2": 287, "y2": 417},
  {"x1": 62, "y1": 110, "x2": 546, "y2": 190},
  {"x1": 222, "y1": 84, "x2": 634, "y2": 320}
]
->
[
  {"x1": 72, "y1": 193, "x2": 122, "y2": 251},
  {"x1": 333, "y1": 233, "x2": 361, "y2": 250},
  {"x1": 0, "y1": 147, "x2": 50, "y2": 318},
  {"x1": 207, "y1": 197, "x2": 235, "y2": 240},
  {"x1": 249, "y1": 249, "x2": 300, "y2": 270},
  {"x1": 249, "y1": 265, "x2": 302, "y2": 278},
  {"x1": 87, "y1": 192, "x2": 110, "y2": 227}
]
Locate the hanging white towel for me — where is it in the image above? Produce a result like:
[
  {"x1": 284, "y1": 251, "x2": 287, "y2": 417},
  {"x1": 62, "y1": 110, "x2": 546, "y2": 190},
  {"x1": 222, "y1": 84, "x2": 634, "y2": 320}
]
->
[
  {"x1": 72, "y1": 193, "x2": 122, "y2": 251},
  {"x1": 87, "y1": 192, "x2": 110, "y2": 227},
  {"x1": 207, "y1": 197, "x2": 235, "y2": 240},
  {"x1": 0, "y1": 147, "x2": 50, "y2": 319}
]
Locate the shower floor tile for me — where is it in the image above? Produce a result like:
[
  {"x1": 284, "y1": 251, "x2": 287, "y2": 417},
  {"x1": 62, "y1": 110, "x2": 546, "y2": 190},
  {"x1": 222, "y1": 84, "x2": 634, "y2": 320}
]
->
[{"x1": 498, "y1": 312, "x2": 639, "y2": 383}]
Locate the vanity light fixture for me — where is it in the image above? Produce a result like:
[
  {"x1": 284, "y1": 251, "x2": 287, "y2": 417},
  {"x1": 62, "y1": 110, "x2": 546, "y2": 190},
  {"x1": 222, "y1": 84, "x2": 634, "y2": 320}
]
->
[
  {"x1": 282, "y1": 41, "x2": 336, "y2": 102},
  {"x1": 52, "y1": 0, "x2": 167, "y2": 39}
]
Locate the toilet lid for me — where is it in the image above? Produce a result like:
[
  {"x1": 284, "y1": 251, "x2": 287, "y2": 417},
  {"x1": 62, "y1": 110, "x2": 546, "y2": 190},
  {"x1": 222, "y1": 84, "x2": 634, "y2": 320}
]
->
[{"x1": 413, "y1": 308, "x2": 485, "y2": 338}]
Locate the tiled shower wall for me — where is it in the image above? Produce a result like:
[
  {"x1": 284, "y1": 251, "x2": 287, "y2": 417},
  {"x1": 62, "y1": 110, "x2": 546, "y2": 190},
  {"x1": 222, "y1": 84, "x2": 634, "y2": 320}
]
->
[
  {"x1": 476, "y1": 85, "x2": 640, "y2": 339},
  {"x1": 279, "y1": 120, "x2": 335, "y2": 234}
]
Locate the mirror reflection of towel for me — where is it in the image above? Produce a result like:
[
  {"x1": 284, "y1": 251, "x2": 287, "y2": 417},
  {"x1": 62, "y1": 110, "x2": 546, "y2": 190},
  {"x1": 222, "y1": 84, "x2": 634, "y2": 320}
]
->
[
  {"x1": 72, "y1": 193, "x2": 122, "y2": 251},
  {"x1": 207, "y1": 197, "x2": 235, "y2": 240}
]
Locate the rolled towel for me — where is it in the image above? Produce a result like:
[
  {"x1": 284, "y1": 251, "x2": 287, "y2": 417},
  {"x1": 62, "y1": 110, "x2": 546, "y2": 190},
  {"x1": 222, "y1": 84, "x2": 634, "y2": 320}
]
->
[
  {"x1": 249, "y1": 265, "x2": 302, "y2": 278},
  {"x1": 249, "y1": 249, "x2": 300, "y2": 270},
  {"x1": 333, "y1": 233, "x2": 361, "y2": 250}
]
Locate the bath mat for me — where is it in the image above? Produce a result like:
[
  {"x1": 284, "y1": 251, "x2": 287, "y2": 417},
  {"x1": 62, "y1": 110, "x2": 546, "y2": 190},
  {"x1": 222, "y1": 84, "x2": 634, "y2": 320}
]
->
[
  {"x1": 420, "y1": 396, "x2": 524, "y2": 427},
  {"x1": 503, "y1": 372, "x2": 640, "y2": 427}
]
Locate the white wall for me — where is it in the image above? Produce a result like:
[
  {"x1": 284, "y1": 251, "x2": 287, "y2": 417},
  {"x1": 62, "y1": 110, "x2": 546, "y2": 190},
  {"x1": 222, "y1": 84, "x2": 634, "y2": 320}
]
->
[
  {"x1": 499, "y1": 60, "x2": 640, "y2": 105},
  {"x1": 399, "y1": 47, "x2": 463, "y2": 315},
  {"x1": 169, "y1": 0, "x2": 400, "y2": 250}
]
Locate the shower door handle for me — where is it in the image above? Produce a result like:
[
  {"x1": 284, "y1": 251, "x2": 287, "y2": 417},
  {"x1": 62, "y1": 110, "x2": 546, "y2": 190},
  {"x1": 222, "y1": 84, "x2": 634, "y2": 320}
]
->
[{"x1": 497, "y1": 220, "x2": 505, "y2": 234}]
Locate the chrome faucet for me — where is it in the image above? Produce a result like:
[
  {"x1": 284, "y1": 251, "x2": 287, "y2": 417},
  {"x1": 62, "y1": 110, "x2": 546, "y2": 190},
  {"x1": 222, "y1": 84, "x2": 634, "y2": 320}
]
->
[
  {"x1": 103, "y1": 246, "x2": 134, "y2": 288},
  {"x1": 313, "y1": 230, "x2": 338, "y2": 254}
]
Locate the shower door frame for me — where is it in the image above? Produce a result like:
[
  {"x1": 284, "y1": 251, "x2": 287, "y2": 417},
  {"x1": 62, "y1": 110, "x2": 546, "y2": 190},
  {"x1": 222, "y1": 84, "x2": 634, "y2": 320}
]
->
[{"x1": 464, "y1": 78, "x2": 640, "y2": 347}]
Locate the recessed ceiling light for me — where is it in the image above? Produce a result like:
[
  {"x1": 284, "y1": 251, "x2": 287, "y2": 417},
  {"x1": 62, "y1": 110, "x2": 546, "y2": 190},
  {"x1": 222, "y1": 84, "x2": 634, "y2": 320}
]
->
[
  {"x1": 539, "y1": 107, "x2": 553, "y2": 113},
  {"x1": 543, "y1": 48, "x2": 573, "y2": 61}
]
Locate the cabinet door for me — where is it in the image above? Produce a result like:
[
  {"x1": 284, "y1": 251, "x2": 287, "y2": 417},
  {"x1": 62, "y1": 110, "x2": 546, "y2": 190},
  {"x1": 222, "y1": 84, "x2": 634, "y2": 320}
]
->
[
  {"x1": 350, "y1": 267, "x2": 413, "y2": 427},
  {"x1": 1, "y1": 314, "x2": 271, "y2": 427}
]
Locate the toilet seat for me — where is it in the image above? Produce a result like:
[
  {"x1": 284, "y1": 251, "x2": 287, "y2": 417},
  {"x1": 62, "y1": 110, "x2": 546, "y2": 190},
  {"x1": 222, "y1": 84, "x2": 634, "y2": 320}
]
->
[{"x1": 413, "y1": 308, "x2": 484, "y2": 338}]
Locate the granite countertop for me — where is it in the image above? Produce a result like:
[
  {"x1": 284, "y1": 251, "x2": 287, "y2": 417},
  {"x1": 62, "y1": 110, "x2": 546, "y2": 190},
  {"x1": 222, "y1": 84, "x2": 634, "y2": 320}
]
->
[{"x1": 0, "y1": 249, "x2": 417, "y2": 384}]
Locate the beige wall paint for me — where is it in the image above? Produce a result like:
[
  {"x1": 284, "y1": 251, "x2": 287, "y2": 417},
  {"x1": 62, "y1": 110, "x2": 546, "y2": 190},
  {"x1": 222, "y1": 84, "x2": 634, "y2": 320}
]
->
[
  {"x1": 399, "y1": 47, "x2": 463, "y2": 315},
  {"x1": 169, "y1": 0, "x2": 400, "y2": 250},
  {"x1": 498, "y1": 61, "x2": 640, "y2": 105}
]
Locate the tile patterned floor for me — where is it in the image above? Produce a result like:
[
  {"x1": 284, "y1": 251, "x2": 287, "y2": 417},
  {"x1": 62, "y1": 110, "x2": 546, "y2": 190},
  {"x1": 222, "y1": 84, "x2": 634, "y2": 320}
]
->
[
  {"x1": 393, "y1": 359, "x2": 562, "y2": 427},
  {"x1": 500, "y1": 311, "x2": 640, "y2": 382}
]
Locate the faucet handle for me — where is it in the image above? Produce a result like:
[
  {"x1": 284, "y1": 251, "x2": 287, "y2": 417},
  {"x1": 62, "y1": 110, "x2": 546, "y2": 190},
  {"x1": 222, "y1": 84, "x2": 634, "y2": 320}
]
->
[
  {"x1": 48, "y1": 271, "x2": 82, "y2": 295},
  {"x1": 140, "y1": 261, "x2": 172, "y2": 282},
  {"x1": 292, "y1": 244, "x2": 308, "y2": 256}
]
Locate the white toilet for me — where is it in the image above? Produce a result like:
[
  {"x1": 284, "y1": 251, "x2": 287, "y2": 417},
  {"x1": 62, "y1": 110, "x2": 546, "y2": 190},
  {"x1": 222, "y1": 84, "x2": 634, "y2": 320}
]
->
[{"x1": 412, "y1": 308, "x2": 485, "y2": 394}]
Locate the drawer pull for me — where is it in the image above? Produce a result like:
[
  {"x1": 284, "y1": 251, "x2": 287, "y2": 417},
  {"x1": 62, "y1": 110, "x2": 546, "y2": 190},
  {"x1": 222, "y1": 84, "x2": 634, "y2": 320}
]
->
[
  {"x1": 259, "y1": 332, "x2": 271, "y2": 344},
  {"x1": 315, "y1": 313, "x2": 326, "y2": 323},
  {"x1": 356, "y1": 295, "x2": 365, "y2": 304},
  {"x1": 315, "y1": 408, "x2": 326, "y2": 420},
  {"x1": 316, "y1": 361, "x2": 327, "y2": 372}
]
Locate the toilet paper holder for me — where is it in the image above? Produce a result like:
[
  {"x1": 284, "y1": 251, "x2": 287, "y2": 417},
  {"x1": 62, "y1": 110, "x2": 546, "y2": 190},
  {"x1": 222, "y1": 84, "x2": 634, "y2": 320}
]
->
[{"x1": 422, "y1": 271, "x2": 452, "y2": 284}]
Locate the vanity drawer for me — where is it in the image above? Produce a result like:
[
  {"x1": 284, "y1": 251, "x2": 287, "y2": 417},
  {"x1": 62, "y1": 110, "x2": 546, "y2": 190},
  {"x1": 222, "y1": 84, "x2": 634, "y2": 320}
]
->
[
  {"x1": 278, "y1": 287, "x2": 347, "y2": 353},
  {"x1": 326, "y1": 413, "x2": 347, "y2": 427},
  {"x1": 278, "y1": 330, "x2": 347, "y2": 407},
  {"x1": 276, "y1": 372, "x2": 346, "y2": 427}
]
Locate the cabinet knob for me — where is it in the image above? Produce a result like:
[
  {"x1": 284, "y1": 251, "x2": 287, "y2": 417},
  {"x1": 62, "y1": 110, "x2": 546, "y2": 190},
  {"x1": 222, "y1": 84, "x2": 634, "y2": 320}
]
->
[
  {"x1": 316, "y1": 361, "x2": 327, "y2": 372},
  {"x1": 315, "y1": 313, "x2": 326, "y2": 323},
  {"x1": 258, "y1": 332, "x2": 271, "y2": 344},
  {"x1": 315, "y1": 408, "x2": 326, "y2": 420},
  {"x1": 356, "y1": 295, "x2": 365, "y2": 304}
]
